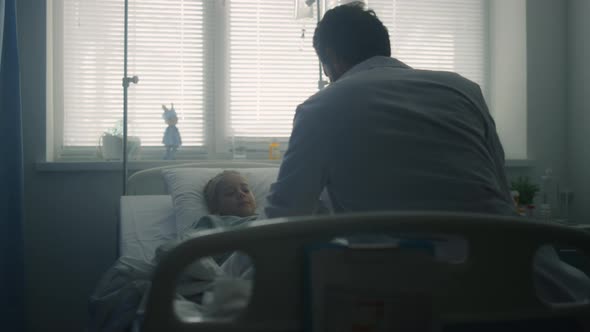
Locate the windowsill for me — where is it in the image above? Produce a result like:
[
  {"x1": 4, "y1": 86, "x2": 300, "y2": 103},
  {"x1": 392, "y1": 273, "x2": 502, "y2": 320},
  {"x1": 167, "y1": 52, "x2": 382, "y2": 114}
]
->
[{"x1": 36, "y1": 158, "x2": 534, "y2": 172}]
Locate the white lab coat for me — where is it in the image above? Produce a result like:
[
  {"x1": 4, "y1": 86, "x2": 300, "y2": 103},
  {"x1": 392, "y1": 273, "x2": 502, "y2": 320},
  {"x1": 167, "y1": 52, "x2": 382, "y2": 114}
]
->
[{"x1": 266, "y1": 56, "x2": 514, "y2": 218}]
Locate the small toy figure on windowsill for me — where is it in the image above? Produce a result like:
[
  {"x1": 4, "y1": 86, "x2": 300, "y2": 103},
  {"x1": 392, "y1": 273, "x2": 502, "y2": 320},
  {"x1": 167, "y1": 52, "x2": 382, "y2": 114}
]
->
[{"x1": 162, "y1": 103, "x2": 182, "y2": 160}]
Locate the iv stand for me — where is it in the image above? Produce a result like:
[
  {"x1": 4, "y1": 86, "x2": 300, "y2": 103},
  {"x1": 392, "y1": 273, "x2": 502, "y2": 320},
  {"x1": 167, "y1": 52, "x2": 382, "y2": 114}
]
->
[
  {"x1": 122, "y1": 0, "x2": 138, "y2": 195},
  {"x1": 317, "y1": 0, "x2": 329, "y2": 89}
]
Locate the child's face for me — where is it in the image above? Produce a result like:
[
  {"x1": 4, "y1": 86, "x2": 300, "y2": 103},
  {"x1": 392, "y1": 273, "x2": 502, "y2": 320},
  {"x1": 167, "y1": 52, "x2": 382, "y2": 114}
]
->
[{"x1": 216, "y1": 173, "x2": 257, "y2": 217}]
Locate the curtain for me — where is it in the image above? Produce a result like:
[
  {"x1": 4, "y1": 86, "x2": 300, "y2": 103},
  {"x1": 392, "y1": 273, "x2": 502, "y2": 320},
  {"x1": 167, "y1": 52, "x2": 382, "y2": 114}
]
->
[{"x1": 0, "y1": 0, "x2": 25, "y2": 330}]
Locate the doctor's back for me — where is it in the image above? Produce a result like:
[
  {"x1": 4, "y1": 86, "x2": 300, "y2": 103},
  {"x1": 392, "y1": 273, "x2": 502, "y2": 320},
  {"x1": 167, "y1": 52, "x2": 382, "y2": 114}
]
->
[{"x1": 265, "y1": 3, "x2": 515, "y2": 218}]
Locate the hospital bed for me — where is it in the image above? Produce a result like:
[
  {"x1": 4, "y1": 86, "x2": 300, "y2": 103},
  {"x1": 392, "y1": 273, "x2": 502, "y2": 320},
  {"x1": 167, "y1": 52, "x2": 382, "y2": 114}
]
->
[
  {"x1": 118, "y1": 163, "x2": 590, "y2": 331},
  {"x1": 119, "y1": 161, "x2": 279, "y2": 261},
  {"x1": 111, "y1": 162, "x2": 280, "y2": 331}
]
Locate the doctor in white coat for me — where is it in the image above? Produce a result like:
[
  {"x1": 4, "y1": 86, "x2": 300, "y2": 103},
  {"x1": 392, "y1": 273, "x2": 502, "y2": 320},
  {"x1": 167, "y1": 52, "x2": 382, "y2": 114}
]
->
[
  {"x1": 265, "y1": 1, "x2": 590, "y2": 303},
  {"x1": 266, "y1": 2, "x2": 514, "y2": 218}
]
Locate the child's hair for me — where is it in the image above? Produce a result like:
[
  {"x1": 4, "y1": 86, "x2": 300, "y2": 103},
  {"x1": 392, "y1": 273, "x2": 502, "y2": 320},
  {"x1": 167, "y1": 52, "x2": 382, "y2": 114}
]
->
[{"x1": 203, "y1": 170, "x2": 242, "y2": 213}]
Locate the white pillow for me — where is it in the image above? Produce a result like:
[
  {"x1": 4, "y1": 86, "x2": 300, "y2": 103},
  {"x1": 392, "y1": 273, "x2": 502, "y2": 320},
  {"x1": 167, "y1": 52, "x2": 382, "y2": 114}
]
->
[
  {"x1": 162, "y1": 167, "x2": 279, "y2": 234},
  {"x1": 120, "y1": 195, "x2": 176, "y2": 261}
]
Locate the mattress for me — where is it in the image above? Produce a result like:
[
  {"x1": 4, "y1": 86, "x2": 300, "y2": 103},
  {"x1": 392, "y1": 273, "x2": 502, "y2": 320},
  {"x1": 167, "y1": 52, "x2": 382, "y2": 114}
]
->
[{"x1": 120, "y1": 195, "x2": 176, "y2": 262}]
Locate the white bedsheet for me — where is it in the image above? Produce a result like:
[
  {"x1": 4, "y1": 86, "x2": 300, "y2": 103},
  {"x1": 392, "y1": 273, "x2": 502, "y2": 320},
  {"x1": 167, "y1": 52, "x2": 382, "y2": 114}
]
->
[{"x1": 120, "y1": 195, "x2": 176, "y2": 262}]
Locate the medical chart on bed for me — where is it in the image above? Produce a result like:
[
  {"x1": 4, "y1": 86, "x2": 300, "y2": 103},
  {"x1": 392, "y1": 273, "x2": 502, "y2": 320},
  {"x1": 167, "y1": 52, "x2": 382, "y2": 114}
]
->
[{"x1": 304, "y1": 243, "x2": 441, "y2": 332}]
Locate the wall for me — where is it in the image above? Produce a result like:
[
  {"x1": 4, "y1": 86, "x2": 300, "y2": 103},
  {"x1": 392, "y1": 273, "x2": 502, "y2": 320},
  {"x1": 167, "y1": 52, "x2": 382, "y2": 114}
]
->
[
  {"x1": 17, "y1": 2, "x2": 121, "y2": 331},
  {"x1": 15, "y1": 0, "x2": 572, "y2": 331},
  {"x1": 489, "y1": 0, "x2": 528, "y2": 160},
  {"x1": 567, "y1": 0, "x2": 590, "y2": 223},
  {"x1": 523, "y1": 0, "x2": 569, "y2": 212},
  {"x1": 500, "y1": 0, "x2": 568, "y2": 214}
]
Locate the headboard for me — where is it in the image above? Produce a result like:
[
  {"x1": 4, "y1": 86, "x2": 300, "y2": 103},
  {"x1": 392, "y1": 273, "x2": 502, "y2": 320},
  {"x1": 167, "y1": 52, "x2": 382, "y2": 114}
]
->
[{"x1": 126, "y1": 161, "x2": 279, "y2": 195}]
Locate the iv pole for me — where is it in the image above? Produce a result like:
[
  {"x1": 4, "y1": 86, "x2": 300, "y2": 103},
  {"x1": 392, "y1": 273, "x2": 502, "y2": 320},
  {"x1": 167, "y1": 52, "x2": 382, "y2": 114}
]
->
[
  {"x1": 314, "y1": 0, "x2": 329, "y2": 90},
  {"x1": 121, "y1": 0, "x2": 326, "y2": 196},
  {"x1": 122, "y1": 0, "x2": 138, "y2": 195}
]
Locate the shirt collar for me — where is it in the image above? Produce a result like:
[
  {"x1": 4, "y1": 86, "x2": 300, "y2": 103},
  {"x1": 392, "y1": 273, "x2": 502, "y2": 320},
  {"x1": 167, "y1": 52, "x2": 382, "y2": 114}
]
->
[{"x1": 338, "y1": 56, "x2": 411, "y2": 81}]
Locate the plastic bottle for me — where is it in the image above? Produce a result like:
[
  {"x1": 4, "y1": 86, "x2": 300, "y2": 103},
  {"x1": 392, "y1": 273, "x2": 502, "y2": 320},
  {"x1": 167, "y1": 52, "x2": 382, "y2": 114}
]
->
[
  {"x1": 538, "y1": 168, "x2": 554, "y2": 221},
  {"x1": 231, "y1": 130, "x2": 247, "y2": 159}
]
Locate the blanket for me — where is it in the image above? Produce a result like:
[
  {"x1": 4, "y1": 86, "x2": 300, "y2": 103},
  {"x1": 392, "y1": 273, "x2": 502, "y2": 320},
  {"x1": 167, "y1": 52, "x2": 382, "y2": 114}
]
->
[{"x1": 88, "y1": 215, "x2": 257, "y2": 332}]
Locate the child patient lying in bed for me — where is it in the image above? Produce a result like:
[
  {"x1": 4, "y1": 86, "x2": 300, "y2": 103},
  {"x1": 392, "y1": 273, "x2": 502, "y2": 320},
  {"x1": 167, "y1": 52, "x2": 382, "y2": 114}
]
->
[
  {"x1": 185, "y1": 170, "x2": 260, "y2": 278},
  {"x1": 89, "y1": 171, "x2": 261, "y2": 330},
  {"x1": 188, "y1": 170, "x2": 259, "y2": 235},
  {"x1": 177, "y1": 171, "x2": 261, "y2": 268}
]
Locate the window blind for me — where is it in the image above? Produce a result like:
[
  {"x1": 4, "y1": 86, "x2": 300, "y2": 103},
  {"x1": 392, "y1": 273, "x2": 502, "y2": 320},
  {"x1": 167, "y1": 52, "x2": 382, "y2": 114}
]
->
[
  {"x1": 227, "y1": 0, "x2": 487, "y2": 140},
  {"x1": 58, "y1": 0, "x2": 487, "y2": 150},
  {"x1": 61, "y1": 0, "x2": 210, "y2": 147},
  {"x1": 370, "y1": 0, "x2": 488, "y2": 92},
  {"x1": 228, "y1": 0, "x2": 319, "y2": 138}
]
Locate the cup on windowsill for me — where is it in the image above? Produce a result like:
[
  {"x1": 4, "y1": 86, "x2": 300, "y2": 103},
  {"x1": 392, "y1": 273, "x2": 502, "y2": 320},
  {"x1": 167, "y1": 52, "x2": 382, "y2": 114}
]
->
[{"x1": 232, "y1": 146, "x2": 247, "y2": 160}]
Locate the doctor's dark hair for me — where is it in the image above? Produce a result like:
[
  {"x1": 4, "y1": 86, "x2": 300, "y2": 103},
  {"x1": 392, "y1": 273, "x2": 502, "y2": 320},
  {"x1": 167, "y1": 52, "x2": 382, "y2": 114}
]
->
[{"x1": 313, "y1": 1, "x2": 391, "y2": 68}]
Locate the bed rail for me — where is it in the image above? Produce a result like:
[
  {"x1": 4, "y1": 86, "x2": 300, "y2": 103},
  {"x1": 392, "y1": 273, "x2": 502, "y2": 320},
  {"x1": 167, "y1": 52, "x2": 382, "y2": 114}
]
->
[{"x1": 142, "y1": 212, "x2": 590, "y2": 332}]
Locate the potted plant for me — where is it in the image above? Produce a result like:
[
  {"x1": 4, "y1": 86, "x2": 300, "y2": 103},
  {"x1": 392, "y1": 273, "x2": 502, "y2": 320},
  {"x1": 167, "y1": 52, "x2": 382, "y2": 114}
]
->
[
  {"x1": 510, "y1": 176, "x2": 539, "y2": 216},
  {"x1": 98, "y1": 120, "x2": 141, "y2": 160}
]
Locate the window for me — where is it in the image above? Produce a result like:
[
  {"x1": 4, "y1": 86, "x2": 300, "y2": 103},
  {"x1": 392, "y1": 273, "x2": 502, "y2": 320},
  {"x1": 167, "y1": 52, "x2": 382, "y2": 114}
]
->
[
  {"x1": 228, "y1": 1, "x2": 319, "y2": 139},
  {"x1": 49, "y1": 0, "x2": 212, "y2": 160},
  {"x1": 373, "y1": 0, "x2": 488, "y2": 93},
  {"x1": 48, "y1": 0, "x2": 491, "y2": 160}
]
